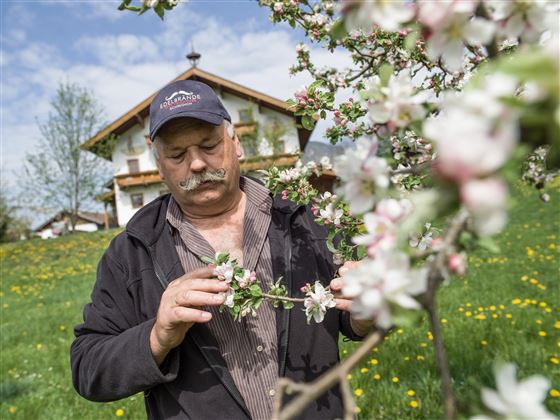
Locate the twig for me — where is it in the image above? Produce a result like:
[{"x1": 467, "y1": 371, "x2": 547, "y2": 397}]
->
[
  {"x1": 275, "y1": 331, "x2": 385, "y2": 420},
  {"x1": 262, "y1": 293, "x2": 305, "y2": 303},
  {"x1": 340, "y1": 374, "x2": 356, "y2": 420},
  {"x1": 390, "y1": 161, "x2": 431, "y2": 176},
  {"x1": 423, "y1": 208, "x2": 469, "y2": 420}
]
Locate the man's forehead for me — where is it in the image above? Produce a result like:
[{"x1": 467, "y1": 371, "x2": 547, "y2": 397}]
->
[{"x1": 158, "y1": 119, "x2": 224, "y2": 145}]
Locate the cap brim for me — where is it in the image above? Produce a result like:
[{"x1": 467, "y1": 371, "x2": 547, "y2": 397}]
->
[{"x1": 150, "y1": 110, "x2": 227, "y2": 139}]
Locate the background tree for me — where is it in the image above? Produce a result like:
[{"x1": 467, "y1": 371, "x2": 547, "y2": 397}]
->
[{"x1": 20, "y1": 83, "x2": 109, "y2": 231}]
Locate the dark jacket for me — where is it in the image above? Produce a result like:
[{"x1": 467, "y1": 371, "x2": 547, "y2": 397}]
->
[{"x1": 71, "y1": 194, "x2": 362, "y2": 419}]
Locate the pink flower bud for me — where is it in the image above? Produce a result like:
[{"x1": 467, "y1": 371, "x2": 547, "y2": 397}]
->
[{"x1": 448, "y1": 254, "x2": 467, "y2": 276}]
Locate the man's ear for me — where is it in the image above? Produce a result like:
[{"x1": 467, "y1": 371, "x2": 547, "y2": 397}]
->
[
  {"x1": 233, "y1": 134, "x2": 244, "y2": 159},
  {"x1": 152, "y1": 143, "x2": 165, "y2": 180}
]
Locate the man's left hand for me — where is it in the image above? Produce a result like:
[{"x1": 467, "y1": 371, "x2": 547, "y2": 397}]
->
[{"x1": 329, "y1": 261, "x2": 375, "y2": 337}]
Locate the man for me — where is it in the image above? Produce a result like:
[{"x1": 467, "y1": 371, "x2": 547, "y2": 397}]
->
[{"x1": 71, "y1": 80, "x2": 371, "y2": 419}]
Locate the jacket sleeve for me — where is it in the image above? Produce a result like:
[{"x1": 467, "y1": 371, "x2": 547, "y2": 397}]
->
[{"x1": 70, "y1": 247, "x2": 180, "y2": 402}]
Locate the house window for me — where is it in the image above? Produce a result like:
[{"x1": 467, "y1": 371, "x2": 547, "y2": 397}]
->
[
  {"x1": 127, "y1": 159, "x2": 140, "y2": 174},
  {"x1": 131, "y1": 193, "x2": 144, "y2": 209},
  {"x1": 238, "y1": 108, "x2": 253, "y2": 123}
]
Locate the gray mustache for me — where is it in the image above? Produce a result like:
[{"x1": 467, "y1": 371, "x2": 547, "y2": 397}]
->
[{"x1": 177, "y1": 169, "x2": 226, "y2": 191}]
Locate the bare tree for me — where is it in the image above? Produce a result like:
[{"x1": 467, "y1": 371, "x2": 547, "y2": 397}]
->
[{"x1": 20, "y1": 83, "x2": 109, "y2": 231}]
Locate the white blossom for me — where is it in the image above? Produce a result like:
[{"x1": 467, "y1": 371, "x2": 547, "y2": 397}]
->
[
  {"x1": 334, "y1": 138, "x2": 389, "y2": 214},
  {"x1": 224, "y1": 287, "x2": 235, "y2": 308},
  {"x1": 485, "y1": 0, "x2": 557, "y2": 43},
  {"x1": 365, "y1": 72, "x2": 429, "y2": 129},
  {"x1": 235, "y1": 269, "x2": 257, "y2": 289},
  {"x1": 214, "y1": 261, "x2": 234, "y2": 283},
  {"x1": 319, "y1": 203, "x2": 344, "y2": 226},
  {"x1": 461, "y1": 177, "x2": 508, "y2": 236},
  {"x1": 342, "y1": 251, "x2": 428, "y2": 329},
  {"x1": 474, "y1": 363, "x2": 558, "y2": 420},
  {"x1": 142, "y1": 0, "x2": 159, "y2": 7},
  {"x1": 418, "y1": 0, "x2": 496, "y2": 71},
  {"x1": 303, "y1": 282, "x2": 336, "y2": 323},
  {"x1": 343, "y1": 0, "x2": 415, "y2": 33}
]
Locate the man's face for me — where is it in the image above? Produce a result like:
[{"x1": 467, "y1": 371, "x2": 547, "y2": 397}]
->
[{"x1": 154, "y1": 119, "x2": 243, "y2": 216}]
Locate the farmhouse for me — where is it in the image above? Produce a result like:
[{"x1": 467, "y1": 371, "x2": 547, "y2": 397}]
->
[
  {"x1": 82, "y1": 65, "x2": 319, "y2": 227},
  {"x1": 34, "y1": 211, "x2": 105, "y2": 239}
]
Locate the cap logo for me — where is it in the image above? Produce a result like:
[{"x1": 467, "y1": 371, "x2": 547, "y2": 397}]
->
[{"x1": 160, "y1": 91, "x2": 201, "y2": 111}]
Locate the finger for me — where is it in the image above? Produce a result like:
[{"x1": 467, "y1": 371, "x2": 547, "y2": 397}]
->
[
  {"x1": 170, "y1": 306, "x2": 213, "y2": 324},
  {"x1": 330, "y1": 278, "x2": 344, "y2": 292},
  {"x1": 179, "y1": 278, "x2": 230, "y2": 293},
  {"x1": 173, "y1": 290, "x2": 225, "y2": 307},
  {"x1": 171, "y1": 267, "x2": 218, "y2": 285},
  {"x1": 334, "y1": 298, "x2": 353, "y2": 312},
  {"x1": 338, "y1": 261, "x2": 360, "y2": 277}
]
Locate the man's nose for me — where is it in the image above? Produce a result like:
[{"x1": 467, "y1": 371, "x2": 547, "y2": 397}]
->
[{"x1": 187, "y1": 148, "x2": 207, "y2": 173}]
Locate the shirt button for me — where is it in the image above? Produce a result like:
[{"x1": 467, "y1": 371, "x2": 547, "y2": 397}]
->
[
  {"x1": 269, "y1": 389, "x2": 276, "y2": 397},
  {"x1": 256, "y1": 345, "x2": 264, "y2": 352}
]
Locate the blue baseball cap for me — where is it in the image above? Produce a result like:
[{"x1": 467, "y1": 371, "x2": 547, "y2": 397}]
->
[{"x1": 149, "y1": 80, "x2": 231, "y2": 140}]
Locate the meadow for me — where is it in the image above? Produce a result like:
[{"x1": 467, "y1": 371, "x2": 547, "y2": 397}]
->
[{"x1": 1, "y1": 180, "x2": 558, "y2": 419}]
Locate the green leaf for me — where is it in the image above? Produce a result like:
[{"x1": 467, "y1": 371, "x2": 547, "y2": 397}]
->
[
  {"x1": 326, "y1": 229, "x2": 338, "y2": 254},
  {"x1": 282, "y1": 301, "x2": 295, "y2": 310},
  {"x1": 200, "y1": 255, "x2": 214, "y2": 265},
  {"x1": 154, "y1": 4, "x2": 165, "y2": 19},
  {"x1": 301, "y1": 115, "x2": 316, "y2": 131},
  {"x1": 249, "y1": 284, "x2": 263, "y2": 297},
  {"x1": 404, "y1": 30, "x2": 420, "y2": 51},
  {"x1": 477, "y1": 237, "x2": 501, "y2": 254},
  {"x1": 379, "y1": 63, "x2": 395, "y2": 86},
  {"x1": 308, "y1": 80, "x2": 324, "y2": 95},
  {"x1": 329, "y1": 19, "x2": 347, "y2": 41}
]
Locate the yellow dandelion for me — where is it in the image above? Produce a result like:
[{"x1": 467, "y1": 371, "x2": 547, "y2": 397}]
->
[
  {"x1": 499, "y1": 304, "x2": 505, "y2": 310},
  {"x1": 458, "y1": 307, "x2": 464, "y2": 312},
  {"x1": 539, "y1": 302, "x2": 547, "y2": 308},
  {"x1": 536, "y1": 320, "x2": 543, "y2": 325},
  {"x1": 489, "y1": 305, "x2": 496, "y2": 311},
  {"x1": 9, "y1": 407, "x2": 17, "y2": 414},
  {"x1": 354, "y1": 406, "x2": 361, "y2": 414},
  {"x1": 397, "y1": 329, "x2": 404, "y2": 334},
  {"x1": 521, "y1": 275, "x2": 529, "y2": 281},
  {"x1": 539, "y1": 331, "x2": 547, "y2": 337},
  {"x1": 347, "y1": 374, "x2": 352, "y2": 380},
  {"x1": 554, "y1": 321, "x2": 560, "y2": 329},
  {"x1": 410, "y1": 400, "x2": 419, "y2": 408},
  {"x1": 477, "y1": 306, "x2": 484, "y2": 312},
  {"x1": 530, "y1": 278, "x2": 538, "y2": 284},
  {"x1": 531, "y1": 299, "x2": 537, "y2": 305},
  {"x1": 354, "y1": 388, "x2": 364, "y2": 397},
  {"x1": 370, "y1": 358, "x2": 379, "y2": 365},
  {"x1": 404, "y1": 356, "x2": 410, "y2": 361},
  {"x1": 420, "y1": 342, "x2": 427, "y2": 348},
  {"x1": 416, "y1": 355, "x2": 425, "y2": 361},
  {"x1": 551, "y1": 389, "x2": 560, "y2": 398},
  {"x1": 374, "y1": 374, "x2": 381, "y2": 380},
  {"x1": 360, "y1": 368, "x2": 369, "y2": 374},
  {"x1": 481, "y1": 340, "x2": 488, "y2": 346},
  {"x1": 512, "y1": 299, "x2": 521, "y2": 305},
  {"x1": 466, "y1": 311, "x2": 472, "y2": 317},
  {"x1": 427, "y1": 331, "x2": 433, "y2": 340},
  {"x1": 545, "y1": 307, "x2": 551, "y2": 313},
  {"x1": 441, "y1": 318, "x2": 448, "y2": 324},
  {"x1": 550, "y1": 357, "x2": 559, "y2": 365},
  {"x1": 466, "y1": 303, "x2": 472, "y2": 307},
  {"x1": 492, "y1": 314, "x2": 498, "y2": 319},
  {"x1": 36, "y1": 343, "x2": 43, "y2": 350},
  {"x1": 506, "y1": 313, "x2": 513, "y2": 319},
  {"x1": 538, "y1": 285, "x2": 547, "y2": 290},
  {"x1": 59, "y1": 325, "x2": 66, "y2": 331},
  {"x1": 475, "y1": 314, "x2": 487, "y2": 320},
  {"x1": 115, "y1": 408, "x2": 124, "y2": 417},
  {"x1": 392, "y1": 377, "x2": 399, "y2": 383},
  {"x1": 408, "y1": 389, "x2": 416, "y2": 396}
]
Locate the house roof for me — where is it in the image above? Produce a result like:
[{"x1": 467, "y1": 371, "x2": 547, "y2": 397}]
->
[
  {"x1": 82, "y1": 67, "x2": 312, "y2": 160},
  {"x1": 34, "y1": 211, "x2": 105, "y2": 232}
]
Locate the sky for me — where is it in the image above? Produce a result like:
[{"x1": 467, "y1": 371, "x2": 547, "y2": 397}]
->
[{"x1": 1, "y1": 0, "x2": 351, "y2": 202}]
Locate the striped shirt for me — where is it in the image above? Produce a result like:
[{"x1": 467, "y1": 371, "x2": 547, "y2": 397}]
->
[{"x1": 166, "y1": 177, "x2": 279, "y2": 420}]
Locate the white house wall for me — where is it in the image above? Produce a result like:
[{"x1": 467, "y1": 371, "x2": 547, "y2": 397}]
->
[
  {"x1": 115, "y1": 182, "x2": 165, "y2": 227},
  {"x1": 113, "y1": 124, "x2": 157, "y2": 176}
]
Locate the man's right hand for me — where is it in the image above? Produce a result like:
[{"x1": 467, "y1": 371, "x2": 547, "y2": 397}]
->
[{"x1": 149, "y1": 266, "x2": 229, "y2": 366}]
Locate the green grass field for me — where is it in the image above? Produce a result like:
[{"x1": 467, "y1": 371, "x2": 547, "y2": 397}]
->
[{"x1": 1, "y1": 181, "x2": 558, "y2": 419}]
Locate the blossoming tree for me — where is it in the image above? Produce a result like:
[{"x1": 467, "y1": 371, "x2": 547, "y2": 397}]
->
[{"x1": 121, "y1": 1, "x2": 559, "y2": 419}]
